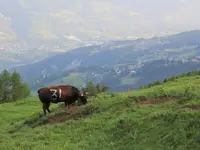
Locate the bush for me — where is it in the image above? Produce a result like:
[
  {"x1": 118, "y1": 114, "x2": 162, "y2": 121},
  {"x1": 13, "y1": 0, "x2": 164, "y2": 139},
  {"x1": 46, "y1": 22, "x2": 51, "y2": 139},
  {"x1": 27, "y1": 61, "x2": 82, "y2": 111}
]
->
[{"x1": 81, "y1": 81, "x2": 110, "y2": 97}]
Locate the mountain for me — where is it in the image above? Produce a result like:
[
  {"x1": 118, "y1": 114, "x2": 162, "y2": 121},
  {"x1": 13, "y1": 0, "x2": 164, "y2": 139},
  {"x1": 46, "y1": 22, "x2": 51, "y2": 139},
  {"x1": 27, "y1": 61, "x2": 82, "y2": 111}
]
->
[
  {"x1": 11, "y1": 30, "x2": 200, "y2": 76},
  {"x1": 2, "y1": 71, "x2": 200, "y2": 149},
  {"x1": 10, "y1": 30, "x2": 200, "y2": 92},
  {"x1": 26, "y1": 59, "x2": 200, "y2": 92}
]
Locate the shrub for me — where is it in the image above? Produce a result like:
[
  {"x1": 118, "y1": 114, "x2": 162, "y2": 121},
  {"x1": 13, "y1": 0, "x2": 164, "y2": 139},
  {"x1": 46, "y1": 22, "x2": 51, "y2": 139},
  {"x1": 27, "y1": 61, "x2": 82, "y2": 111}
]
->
[{"x1": 81, "y1": 81, "x2": 110, "y2": 97}]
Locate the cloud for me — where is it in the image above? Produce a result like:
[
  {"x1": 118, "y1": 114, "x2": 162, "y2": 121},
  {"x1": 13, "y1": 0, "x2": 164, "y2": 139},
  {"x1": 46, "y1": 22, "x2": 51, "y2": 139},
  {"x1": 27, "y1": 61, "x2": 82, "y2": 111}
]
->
[
  {"x1": 90, "y1": 1, "x2": 113, "y2": 12},
  {"x1": 0, "y1": 12, "x2": 11, "y2": 21},
  {"x1": 178, "y1": 0, "x2": 187, "y2": 2},
  {"x1": 49, "y1": 10, "x2": 75, "y2": 17},
  {"x1": 0, "y1": 0, "x2": 31, "y2": 40},
  {"x1": 165, "y1": 15, "x2": 173, "y2": 22},
  {"x1": 165, "y1": 11, "x2": 193, "y2": 24},
  {"x1": 93, "y1": 7, "x2": 111, "y2": 13},
  {"x1": 103, "y1": 17, "x2": 115, "y2": 21},
  {"x1": 63, "y1": 18, "x2": 85, "y2": 24},
  {"x1": 64, "y1": 35, "x2": 83, "y2": 42},
  {"x1": 128, "y1": 11, "x2": 140, "y2": 16}
]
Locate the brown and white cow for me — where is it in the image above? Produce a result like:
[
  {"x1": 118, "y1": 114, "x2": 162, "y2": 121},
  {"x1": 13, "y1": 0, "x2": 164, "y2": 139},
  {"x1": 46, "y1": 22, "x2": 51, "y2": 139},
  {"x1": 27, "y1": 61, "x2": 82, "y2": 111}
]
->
[{"x1": 37, "y1": 85, "x2": 88, "y2": 115}]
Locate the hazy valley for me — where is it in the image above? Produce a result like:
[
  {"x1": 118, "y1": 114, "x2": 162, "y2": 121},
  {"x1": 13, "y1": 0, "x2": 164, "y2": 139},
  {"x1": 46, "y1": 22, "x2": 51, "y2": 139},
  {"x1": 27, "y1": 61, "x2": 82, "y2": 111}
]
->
[
  {"x1": 1, "y1": 1, "x2": 200, "y2": 93},
  {"x1": 1, "y1": 30, "x2": 198, "y2": 92}
]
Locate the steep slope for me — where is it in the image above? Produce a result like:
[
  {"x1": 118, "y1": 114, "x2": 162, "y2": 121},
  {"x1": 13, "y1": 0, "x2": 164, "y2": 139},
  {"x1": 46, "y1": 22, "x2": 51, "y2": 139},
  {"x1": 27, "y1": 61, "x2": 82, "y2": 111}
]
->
[{"x1": 1, "y1": 71, "x2": 200, "y2": 149}]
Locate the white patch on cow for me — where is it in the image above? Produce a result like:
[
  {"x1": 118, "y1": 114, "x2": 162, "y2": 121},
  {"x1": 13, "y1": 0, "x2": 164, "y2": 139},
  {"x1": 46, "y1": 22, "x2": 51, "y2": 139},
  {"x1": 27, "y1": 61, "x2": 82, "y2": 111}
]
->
[
  {"x1": 50, "y1": 89, "x2": 57, "y2": 99},
  {"x1": 81, "y1": 93, "x2": 84, "y2": 96},
  {"x1": 58, "y1": 89, "x2": 62, "y2": 99}
]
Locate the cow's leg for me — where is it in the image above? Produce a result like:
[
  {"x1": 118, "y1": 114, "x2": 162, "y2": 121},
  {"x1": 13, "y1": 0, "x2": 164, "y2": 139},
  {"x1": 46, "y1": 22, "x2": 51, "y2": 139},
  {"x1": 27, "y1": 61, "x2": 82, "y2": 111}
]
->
[
  {"x1": 42, "y1": 103, "x2": 47, "y2": 115},
  {"x1": 77, "y1": 99, "x2": 81, "y2": 106},
  {"x1": 65, "y1": 102, "x2": 69, "y2": 110},
  {"x1": 46, "y1": 102, "x2": 51, "y2": 113}
]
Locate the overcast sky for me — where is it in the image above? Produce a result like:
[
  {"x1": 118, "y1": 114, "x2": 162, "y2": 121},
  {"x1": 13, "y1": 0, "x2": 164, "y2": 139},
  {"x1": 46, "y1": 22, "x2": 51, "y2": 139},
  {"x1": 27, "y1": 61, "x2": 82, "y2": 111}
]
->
[
  {"x1": 81, "y1": 0, "x2": 200, "y2": 35},
  {"x1": 0, "y1": 0, "x2": 200, "y2": 40}
]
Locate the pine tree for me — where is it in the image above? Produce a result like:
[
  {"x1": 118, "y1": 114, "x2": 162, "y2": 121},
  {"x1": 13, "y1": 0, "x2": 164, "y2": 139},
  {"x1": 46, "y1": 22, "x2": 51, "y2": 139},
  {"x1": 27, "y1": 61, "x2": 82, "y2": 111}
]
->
[
  {"x1": 0, "y1": 74, "x2": 3, "y2": 103},
  {"x1": 20, "y1": 82, "x2": 31, "y2": 98},
  {"x1": 10, "y1": 71, "x2": 23, "y2": 101},
  {"x1": 0, "y1": 70, "x2": 31, "y2": 104},
  {"x1": 0, "y1": 70, "x2": 12, "y2": 103}
]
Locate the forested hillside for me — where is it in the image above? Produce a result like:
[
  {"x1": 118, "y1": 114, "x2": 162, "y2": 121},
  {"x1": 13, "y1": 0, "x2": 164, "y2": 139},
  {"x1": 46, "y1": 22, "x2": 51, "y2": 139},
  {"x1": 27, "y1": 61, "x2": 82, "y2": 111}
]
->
[{"x1": 25, "y1": 59, "x2": 200, "y2": 92}]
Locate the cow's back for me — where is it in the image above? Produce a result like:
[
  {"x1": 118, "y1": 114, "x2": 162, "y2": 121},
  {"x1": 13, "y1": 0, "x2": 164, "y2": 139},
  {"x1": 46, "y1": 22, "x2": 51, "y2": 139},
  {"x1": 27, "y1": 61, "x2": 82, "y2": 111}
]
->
[{"x1": 48, "y1": 85, "x2": 80, "y2": 103}]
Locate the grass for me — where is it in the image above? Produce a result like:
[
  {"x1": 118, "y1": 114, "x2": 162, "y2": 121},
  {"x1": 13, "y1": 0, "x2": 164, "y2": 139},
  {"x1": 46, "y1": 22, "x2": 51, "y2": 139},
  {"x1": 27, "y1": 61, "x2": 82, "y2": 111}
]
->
[{"x1": 1, "y1": 75, "x2": 200, "y2": 149}]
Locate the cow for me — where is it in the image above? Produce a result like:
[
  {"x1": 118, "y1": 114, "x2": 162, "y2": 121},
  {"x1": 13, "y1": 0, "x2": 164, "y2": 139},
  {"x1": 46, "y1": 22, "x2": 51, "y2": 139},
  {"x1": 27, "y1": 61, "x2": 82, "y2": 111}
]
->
[{"x1": 37, "y1": 85, "x2": 88, "y2": 115}]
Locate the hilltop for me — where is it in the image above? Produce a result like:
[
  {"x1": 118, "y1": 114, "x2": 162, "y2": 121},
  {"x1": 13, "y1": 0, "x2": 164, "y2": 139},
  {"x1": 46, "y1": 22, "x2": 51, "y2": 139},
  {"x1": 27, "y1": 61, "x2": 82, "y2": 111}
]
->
[{"x1": 1, "y1": 71, "x2": 200, "y2": 149}]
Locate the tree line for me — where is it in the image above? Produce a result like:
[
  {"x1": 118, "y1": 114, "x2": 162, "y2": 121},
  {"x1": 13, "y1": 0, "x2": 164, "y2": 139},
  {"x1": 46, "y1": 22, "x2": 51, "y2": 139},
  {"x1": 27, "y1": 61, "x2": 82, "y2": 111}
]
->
[
  {"x1": 81, "y1": 81, "x2": 110, "y2": 97},
  {"x1": 0, "y1": 70, "x2": 31, "y2": 104}
]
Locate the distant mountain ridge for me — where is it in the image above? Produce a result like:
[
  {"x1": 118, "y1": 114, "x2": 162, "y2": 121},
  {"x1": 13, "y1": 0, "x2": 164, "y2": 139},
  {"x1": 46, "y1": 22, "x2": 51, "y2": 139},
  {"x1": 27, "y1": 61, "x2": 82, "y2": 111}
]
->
[
  {"x1": 9, "y1": 30, "x2": 200, "y2": 92},
  {"x1": 11, "y1": 30, "x2": 200, "y2": 78},
  {"x1": 26, "y1": 59, "x2": 200, "y2": 92}
]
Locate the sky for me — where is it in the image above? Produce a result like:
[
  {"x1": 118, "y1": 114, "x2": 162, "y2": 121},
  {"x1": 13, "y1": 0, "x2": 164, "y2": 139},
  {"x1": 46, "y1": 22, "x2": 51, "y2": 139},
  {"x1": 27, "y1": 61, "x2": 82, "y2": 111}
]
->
[{"x1": 0, "y1": 0, "x2": 200, "y2": 40}]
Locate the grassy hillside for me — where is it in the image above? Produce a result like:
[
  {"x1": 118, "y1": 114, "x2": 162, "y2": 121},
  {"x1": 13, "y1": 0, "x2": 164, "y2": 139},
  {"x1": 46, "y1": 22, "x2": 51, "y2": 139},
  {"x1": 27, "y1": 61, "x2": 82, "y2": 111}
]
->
[{"x1": 1, "y1": 74, "x2": 200, "y2": 149}]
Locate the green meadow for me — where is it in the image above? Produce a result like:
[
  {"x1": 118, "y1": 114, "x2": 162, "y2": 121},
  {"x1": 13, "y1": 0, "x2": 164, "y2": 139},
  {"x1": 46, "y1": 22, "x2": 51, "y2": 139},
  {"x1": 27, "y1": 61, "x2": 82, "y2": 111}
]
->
[{"x1": 1, "y1": 75, "x2": 200, "y2": 149}]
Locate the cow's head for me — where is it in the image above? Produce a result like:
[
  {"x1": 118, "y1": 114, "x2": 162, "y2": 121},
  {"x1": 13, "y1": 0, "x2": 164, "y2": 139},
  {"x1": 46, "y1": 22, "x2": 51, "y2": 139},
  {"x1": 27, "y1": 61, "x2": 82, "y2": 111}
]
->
[{"x1": 79, "y1": 91, "x2": 88, "y2": 104}]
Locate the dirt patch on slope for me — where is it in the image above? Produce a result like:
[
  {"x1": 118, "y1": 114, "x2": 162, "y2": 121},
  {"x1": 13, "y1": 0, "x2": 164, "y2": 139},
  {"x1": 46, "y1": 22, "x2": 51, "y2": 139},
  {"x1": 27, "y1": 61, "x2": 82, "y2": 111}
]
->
[
  {"x1": 136, "y1": 95, "x2": 177, "y2": 105},
  {"x1": 46, "y1": 105, "x2": 85, "y2": 124},
  {"x1": 182, "y1": 105, "x2": 200, "y2": 110},
  {"x1": 27, "y1": 104, "x2": 101, "y2": 127}
]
